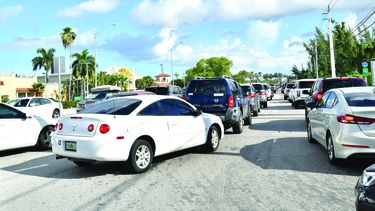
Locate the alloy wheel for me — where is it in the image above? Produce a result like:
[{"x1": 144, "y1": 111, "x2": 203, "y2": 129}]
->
[
  {"x1": 135, "y1": 145, "x2": 151, "y2": 169},
  {"x1": 211, "y1": 129, "x2": 219, "y2": 148}
]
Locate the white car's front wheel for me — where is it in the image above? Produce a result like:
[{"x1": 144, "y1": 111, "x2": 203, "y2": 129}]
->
[
  {"x1": 205, "y1": 125, "x2": 220, "y2": 152},
  {"x1": 129, "y1": 139, "x2": 154, "y2": 173},
  {"x1": 327, "y1": 133, "x2": 341, "y2": 165}
]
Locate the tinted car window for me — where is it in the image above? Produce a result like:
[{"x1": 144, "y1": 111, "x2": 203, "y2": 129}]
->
[
  {"x1": 80, "y1": 98, "x2": 142, "y2": 115},
  {"x1": 12, "y1": 99, "x2": 30, "y2": 107},
  {"x1": 231, "y1": 82, "x2": 240, "y2": 96},
  {"x1": 187, "y1": 81, "x2": 227, "y2": 96},
  {"x1": 138, "y1": 102, "x2": 163, "y2": 116},
  {"x1": 317, "y1": 92, "x2": 331, "y2": 108},
  {"x1": 286, "y1": 83, "x2": 294, "y2": 88},
  {"x1": 0, "y1": 104, "x2": 23, "y2": 119},
  {"x1": 299, "y1": 81, "x2": 314, "y2": 89},
  {"x1": 40, "y1": 98, "x2": 51, "y2": 105},
  {"x1": 252, "y1": 84, "x2": 264, "y2": 91},
  {"x1": 323, "y1": 79, "x2": 367, "y2": 92},
  {"x1": 145, "y1": 87, "x2": 169, "y2": 95},
  {"x1": 345, "y1": 92, "x2": 375, "y2": 107},
  {"x1": 159, "y1": 99, "x2": 194, "y2": 116},
  {"x1": 325, "y1": 92, "x2": 337, "y2": 108}
]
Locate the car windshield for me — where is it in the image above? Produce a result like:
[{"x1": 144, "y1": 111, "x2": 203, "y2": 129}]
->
[
  {"x1": 299, "y1": 81, "x2": 314, "y2": 89},
  {"x1": 80, "y1": 98, "x2": 142, "y2": 115},
  {"x1": 8, "y1": 99, "x2": 30, "y2": 107},
  {"x1": 252, "y1": 84, "x2": 264, "y2": 91},
  {"x1": 85, "y1": 92, "x2": 107, "y2": 100},
  {"x1": 187, "y1": 81, "x2": 228, "y2": 96},
  {"x1": 345, "y1": 92, "x2": 375, "y2": 107},
  {"x1": 145, "y1": 87, "x2": 169, "y2": 95},
  {"x1": 323, "y1": 79, "x2": 367, "y2": 92}
]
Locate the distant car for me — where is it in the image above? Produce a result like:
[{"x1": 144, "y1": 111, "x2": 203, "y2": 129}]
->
[
  {"x1": 52, "y1": 95, "x2": 224, "y2": 173},
  {"x1": 241, "y1": 84, "x2": 260, "y2": 116},
  {"x1": 8, "y1": 97, "x2": 61, "y2": 118},
  {"x1": 0, "y1": 103, "x2": 55, "y2": 151},
  {"x1": 107, "y1": 90, "x2": 155, "y2": 99},
  {"x1": 76, "y1": 85, "x2": 121, "y2": 112},
  {"x1": 355, "y1": 164, "x2": 375, "y2": 210},
  {"x1": 145, "y1": 85, "x2": 184, "y2": 98},
  {"x1": 252, "y1": 83, "x2": 268, "y2": 108},
  {"x1": 284, "y1": 83, "x2": 295, "y2": 100},
  {"x1": 306, "y1": 87, "x2": 375, "y2": 165},
  {"x1": 288, "y1": 79, "x2": 315, "y2": 109},
  {"x1": 185, "y1": 76, "x2": 252, "y2": 133},
  {"x1": 263, "y1": 83, "x2": 273, "y2": 100},
  {"x1": 304, "y1": 77, "x2": 368, "y2": 121}
]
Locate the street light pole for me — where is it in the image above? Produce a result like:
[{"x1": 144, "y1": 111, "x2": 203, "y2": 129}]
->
[
  {"x1": 170, "y1": 41, "x2": 183, "y2": 85},
  {"x1": 86, "y1": 63, "x2": 89, "y2": 97},
  {"x1": 94, "y1": 23, "x2": 117, "y2": 87}
]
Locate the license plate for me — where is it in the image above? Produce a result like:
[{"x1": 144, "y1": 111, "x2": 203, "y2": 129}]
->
[{"x1": 65, "y1": 141, "x2": 76, "y2": 152}]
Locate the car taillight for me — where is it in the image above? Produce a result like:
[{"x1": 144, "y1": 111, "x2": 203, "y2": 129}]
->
[
  {"x1": 337, "y1": 114, "x2": 375, "y2": 125},
  {"x1": 297, "y1": 90, "x2": 300, "y2": 97},
  {"x1": 58, "y1": 123, "x2": 63, "y2": 130},
  {"x1": 314, "y1": 93, "x2": 323, "y2": 101},
  {"x1": 250, "y1": 92, "x2": 256, "y2": 98},
  {"x1": 228, "y1": 95, "x2": 235, "y2": 108},
  {"x1": 99, "y1": 124, "x2": 110, "y2": 134},
  {"x1": 88, "y1": 124, "x2": 95, "y2": 132},
  {"x1": 259, "y1": 90, "x2": 266, "y2": 95},
  {"x1": 182, "y1": 96, "x2": 187, "y2": 101},
  {"x1": 54, "y1": 123, "x2": 58, "y2": 131}
]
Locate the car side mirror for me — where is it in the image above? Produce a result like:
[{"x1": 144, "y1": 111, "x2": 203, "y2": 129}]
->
[
  {"x1": 306, "y1": 101, "x2": 316, "y2": 108},
  {"x1": 20, "y1": 112, "x2": 28, "y2": 119},
  {"x1": 193, "y1": 109, "x2": 203, "y2": 116},
  {"x1": 302, "y1": 90, "x2": 309, "y2": 95}
]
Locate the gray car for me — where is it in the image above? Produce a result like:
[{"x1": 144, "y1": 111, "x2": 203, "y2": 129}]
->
[
  {"x1": 241, "y1": 84, "x2": 260, "y2": 116},
  {"x1": 76, "y1": 85, "x2": 121, "y2": 112},
  {"x1": 252, "y1": 83, "x2": 268, "y2": 108}
]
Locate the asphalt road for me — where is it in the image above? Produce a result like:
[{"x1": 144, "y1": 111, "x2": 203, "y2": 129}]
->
[{"x1": 0, "y1": 93, "x2": 371, "y2": 210}]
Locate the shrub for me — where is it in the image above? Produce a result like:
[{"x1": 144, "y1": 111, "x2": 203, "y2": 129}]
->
[{"x1": 62, "y1": 101, "x2": 77, "y2": 109}]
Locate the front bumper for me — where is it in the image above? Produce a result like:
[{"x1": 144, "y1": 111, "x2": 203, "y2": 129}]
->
[{"x1": 355, "y1": 182, "x2": 375, "y2": 211}]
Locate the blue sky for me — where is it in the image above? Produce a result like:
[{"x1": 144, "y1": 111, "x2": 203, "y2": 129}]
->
[{"x1": 0, "y1": 0, "x2": 372, "y2": 78}]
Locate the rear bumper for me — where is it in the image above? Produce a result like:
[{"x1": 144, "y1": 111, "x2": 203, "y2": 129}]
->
[{"x1": 209, "y1": 107, "x2": 241, "y2": 127}]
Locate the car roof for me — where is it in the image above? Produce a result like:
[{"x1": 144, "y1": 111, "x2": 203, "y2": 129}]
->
[
  {"x1": 296, "y1": 79, "x2": 316, "y2": 82},
  {"x1": 335, "y1": 86, "x2": 375, "y2": 94}
]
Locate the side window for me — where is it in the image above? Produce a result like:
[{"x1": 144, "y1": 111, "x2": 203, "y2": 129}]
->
[
  {"x1": 317, "y1": 92, "x2": 331, "y2": 108},
  {"x1": 138, "y1": 102, "x2": 163, "y2": 116},
  {"x1": 41, "y1": 98, "x2": 51, "y2": 105},
  {"x1": 29, "y1": 98, "x2": 41, "y2": 107},
  {"x1": 159, "y1": 99, "x2": 194, "y2": 116},
  {"x1": 230, "y1": 81, "x2": 239, "y2": 96},
  {"x1": 326, "y1": 92, "x2": 337, "y2": 109},
  {"x1": 0, "y1": 104, "x2": 22, "y2": 119}
]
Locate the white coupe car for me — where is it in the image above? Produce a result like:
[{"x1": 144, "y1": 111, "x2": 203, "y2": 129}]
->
[
  {"x1": 0, "y1": 103, "x2": 56, "y2": 151},
  {"x1": 306, "y1": 87, "x2": 375, "y2": 165},
  {"x1": 7, "y1": 97, "x2": 61, "y2": 118},
  {"x1": 52, "y1": 95, "x2": 224, "y2": 173}
]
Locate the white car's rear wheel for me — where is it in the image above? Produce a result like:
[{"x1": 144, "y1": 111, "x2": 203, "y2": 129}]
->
[
  {"x1": 36, "y1": 126, "x2": 54, "y2": 150},
  {"x1": 205, "y1": 125, "x2": 220, "y2": 152},
  {"x1": 327, "y1": 133, "x2": 341, "y2": 165},
  {"x1": 129, "y1": 139, "x2": 153, "y2": 173}
]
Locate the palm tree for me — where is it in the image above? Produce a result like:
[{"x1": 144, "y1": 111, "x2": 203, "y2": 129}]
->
[
  {"x1": 32, "y1": 82, "x2": 45, "y2": 97},
  {"x1": 60, "y1": 27, "x2": 77, "y2": 100},
  {"x1": 32, "y1": 48, "x2": 56, "y2": 83},
  {"x1": 72, "y1": 50, "x2": 95, "y2": 96}
]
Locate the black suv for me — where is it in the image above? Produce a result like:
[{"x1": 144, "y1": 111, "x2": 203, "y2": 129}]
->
[
  {"x1": 185, "y1": 77, "x2": 251, "y2": 134},
  {"x1": 304, "y1": 77, "x2": 367, "y2": 121}
]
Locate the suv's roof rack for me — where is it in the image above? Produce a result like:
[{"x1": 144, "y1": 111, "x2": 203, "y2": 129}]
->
[
  {"x1": 221, "y1": 75, "x2": 232, "y2": 79},
  {"x1": 194, "y1": 76, "x2": 206, "y2": 80}
]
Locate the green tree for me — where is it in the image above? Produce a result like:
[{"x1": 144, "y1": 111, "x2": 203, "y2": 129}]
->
[
  {"x1": 31, "y1": 82, "x2": 45, "y2": 97},
  {"x1": 60, "y1": 27, "x2": 77, "y2": 100},
  {"x1": 72, "y1": 50, "x2": 95, "y2": 95},
  {"x1": 32, "y1": 48, "x2": 56, "y2": 83},
  {"x1": 185, "y1": 56, "x2": 233, "y2": 81}
]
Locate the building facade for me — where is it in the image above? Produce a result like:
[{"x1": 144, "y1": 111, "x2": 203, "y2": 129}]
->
[{"x1": 0, "y1": 72, "x2": 37, "y2": 102}]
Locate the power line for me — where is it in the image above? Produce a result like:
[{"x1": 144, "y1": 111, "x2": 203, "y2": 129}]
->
[
  {"x1": 353, "y1": 5, "x2": 375, "y2": 33},
  {"x1": 330, "y1": 0, "x2": 339, "y2": 10}
]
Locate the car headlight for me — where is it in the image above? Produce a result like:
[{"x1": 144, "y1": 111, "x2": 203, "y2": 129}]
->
[{"x1": 359, "y1": 164, "x2": 375, "y2": 186}]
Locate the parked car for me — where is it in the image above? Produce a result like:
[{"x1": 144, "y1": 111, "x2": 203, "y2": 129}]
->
[
  {"x1": 252, "y1": 83, "x2": 268, "y2": 108},
  {"x1": 107, "y1": 90, "x2": 155, "y2": 99},
  {"x1": 51, "y1": 95, "x2": 224, "y2": 173},
  {"x1": 145, "y1": 85, "x2": 184, "y2": 98},
  {"x1": 355, "y1": 164, "x2": 375, "y2": 210},
  {"x1": 288, "y1": 79, "x2": 315, "y2": 109},
  {"x1": 76, "y1": 85, "x2": 121, "y2": 112},
  {"x1": 264, "y1": 83, "x2": 273, "y2": 100},
  {"x1": 241, "y1": 84, "x2": 260, "y2": 116},
  {"x1": 304, "y1": 77, "x2": 367, "y2": 121},
  {"x1": 306, "y1": 87, "x2": 375, "y2": 165},
  {"x1": 0, "y1": 103, "x2": 55, "y2": 151},
  {"x1": 284, "y1": 83, "x2": 295, "y2": 100},
  {"x1": 185, "y1": 76, "x2": 251, "y2": 133},
  {"x1": 8, "y1": 97, "x2": 61, "y2": 118}
]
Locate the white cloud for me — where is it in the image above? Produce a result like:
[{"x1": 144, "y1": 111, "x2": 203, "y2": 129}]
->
[
  {"x1": 0, "y1": 5, "x2": 23, "y2": 21},
  {"x1": 58, "y1": 0, "x2": 120, "y2": 17},
  {"x1": 74, "y1": 30, "x2": 95, "y2": 47},
  {"x1": 247, "y1": 20, "x2": 280, "y2": 45},
  {"x1": 344, "y1": 13, "x2": 357, "y2": 29},
  {"x1": 5, "y1": 36, "x2": 59, "y2": 49}
]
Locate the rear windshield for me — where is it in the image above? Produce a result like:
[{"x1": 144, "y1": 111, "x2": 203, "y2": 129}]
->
[
  {"x1": 286, "y1": 84, "x2": 294, "y2": 88},
  {"x1": 241, "y1": 86, "x2": 250, "y2": 93},
  {"x1": 323, "y1": 79, "x2": 367, "y2": 92},
  {"x1": 298, "y1": 81, "x2": 314, "y2": 89},
  {"x1": 145, "y1": 87, "x2": 169, "y2": 95},
  {"x1": 345, "y1": 92, "x2": 375, "y2": 107},
  {"x1": 252, "y1": 84, "x2": 264, "y2": 91},
  {"x1": 187, "y1": 81, "x2": 228, "y2": 96},
  {"x1": 80, "y1": 98, "x2": 142, "y2": 115}
]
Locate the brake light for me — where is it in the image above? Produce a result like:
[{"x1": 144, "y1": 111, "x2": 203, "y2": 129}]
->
[
  {"x1": 70, "y1": 116, "x2": 82, "y2": 119},
  {"x1": 337, "y1": 114, "x2": 375, "y2": 125},
  {"x1": 314, "y1": 93, "x2": 323, "y2": 101},
  {"x1": 250, "y1": 92, "x2": 256, "y2": 98},
  {"x1": 182, "y1": 96, "x2": 187, "y2": 101},
  {"x1": 88, "y1": 124, "x2": 94, "y2": 132},
  {"x1": 54, "y1": 123, "x2": 58, "y2": 131},
  {"x1": 228, "y1": 95, "x2": 235, "y2": 108},
  {"x1": 99, "y1": 124, "x2": 110, "y2": 134},
  {"x1": 259, "y1": 90, "x2": 266, "y2": 95},
  {"x1": 58, "y1": 123, "x2": 63, "y2": 130},
  {"x1": 297, "y1": 90, "x2": 300, "y2": 97}
]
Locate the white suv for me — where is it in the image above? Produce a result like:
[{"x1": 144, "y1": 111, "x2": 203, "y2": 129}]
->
[{"x1": 289, "y1": 79, "x2": 315, "y2": 108}]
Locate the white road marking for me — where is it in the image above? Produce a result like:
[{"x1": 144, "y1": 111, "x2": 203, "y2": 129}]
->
[
  {"x1": 14, "y1": 164, "x2": 48, "y2": 172},
  {"x1": 273, "y1": 138, "x2": 277, "y2": 143}
]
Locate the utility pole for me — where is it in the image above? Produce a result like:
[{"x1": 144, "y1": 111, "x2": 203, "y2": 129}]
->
[
  {"x1": 328, "y1": 5, "x2": 336, "y2": 77},
  {"x1": 315, "y1": 39, "x2": 319, "y2": 79},
  {"x1": 160, "y1": 64, "x2": 163, "y2": 74}
]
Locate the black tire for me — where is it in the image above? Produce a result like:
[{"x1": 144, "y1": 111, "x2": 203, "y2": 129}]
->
[
  {"x1": 284, "y1": 95, "x2": 287, "y2": 100},
  {"x1": 52, "y1": 109, "x2": 60, "y2": 118},
  {"x1": 73, "y1": 161, "x2": 93, "y2": 167},
  {"x1": 205, "y1": 125, "x2": 220, "y2": 152},
  {"x1": 129, "y1": 139, "x2": 154, "y2": 173},
  {"x1": 253, "y1": 109, "x2": 259, "y2": 117},
  {"x1": 36, "y1": 125, "x2": 54, "y2": 150},
  {"x1": 327, "y1": 133, "x2": 341, "y2": 165},
  {"x1": 244, "y1": 110, "x2": 252, "y2": 125},
  {"x1": 293, "y1": 102, "x2": 299, "y2": 109},
  {"x1": 305, "y1": 108, "x2": 308, "y2": 122},
  {"x1": 232, "y1": 111, "x2": 243, "y2": 134},
  {"x1": 306, "y1": 121, "x2": 315, "y2": 144},
  {"x1": 258, "y1": 107, "x2": 260, "y2": 113},
  {"x1": 263, "y1": 102, "x2": 268, "y2": 108}
]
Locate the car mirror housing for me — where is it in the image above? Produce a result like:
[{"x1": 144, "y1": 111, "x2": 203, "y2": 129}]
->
[
  {"x1": 306, "y1": 101, "x2": 316, "y2": 108},
  {"x1": 302, "y1": 90, "x2": 309, "y2": 95},
  {"x1": 193, "y1": 109, "x2": 203, "y2": 116}
]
